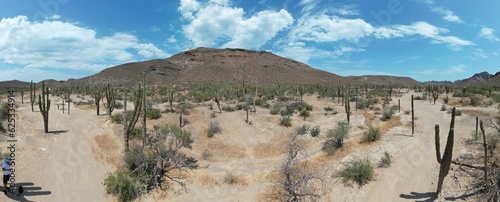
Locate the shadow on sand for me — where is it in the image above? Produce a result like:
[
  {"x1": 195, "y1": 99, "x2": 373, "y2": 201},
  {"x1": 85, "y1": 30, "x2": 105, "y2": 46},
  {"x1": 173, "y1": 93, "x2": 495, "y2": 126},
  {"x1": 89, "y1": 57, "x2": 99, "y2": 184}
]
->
[
  {"x1": 48, "y1": 130, "x2": 69, "y2": 135},
  {"x1": 4, "y1": 182, "x2": 51, "y2": 202},
  {"x1": 399, "y1": 191, "x2": 437, "y2": 202}
]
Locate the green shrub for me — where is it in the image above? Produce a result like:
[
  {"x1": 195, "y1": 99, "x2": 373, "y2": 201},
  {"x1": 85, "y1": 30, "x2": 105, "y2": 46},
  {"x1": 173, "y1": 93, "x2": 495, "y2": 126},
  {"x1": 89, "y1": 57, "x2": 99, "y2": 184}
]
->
[
  {"x1": 146, "y1": 108, "x2": 161, "y2": 119},
  {"x1": 380, "y1": 107, "x2": 394, "y2": 121},
  {"x1": 336, "y1": 157, "x2": 375, "y2": 187},
  {"x1": 322, "y1": 122, "x2": 349, "y2": 155},
  {"x1": 299, "y1": 108, "x2": 310, "y2": 120},
  {"x1": 207, "y1": 121, "x2": 221, "y2": 137},
  {"x1": 129, "y1": 127, "x2": 142, "y2": 139},
  {"x1": 440, "y1": 104, "x2": 446, "y2": 111},
  {"x1": 363, "y1": 125, "x2": 381, "y2": 142},
  {"x1": 280, "y1": 116, "x2": 292, "y2": 127},
  {"x1": 223, "y1": 172, "x2": 237, "y2": 185},
  {"x1": 469, "y1": 95, "x2": 481, "y2": 106},
  {"x1": 104, "y1": 170, "x2": 138, "y2": 202},
  {"x1": 270, "y1": 103, "x2": 281, "y2": 115},
  {"x1": 443, "y1": 96, "x2": 449, "y2": 104},
  {"x1": 111, "y1": 113, "x2": 123, "y2": 124},
  {"x1": 310, "y1": 125, "x2": 320, "y2": 137},
  {"x1": 222, "y1": 105, "x2": 235, "y2": 112},
  {"x1": 379, "y1": 151, "x2": 392, "y2": 168}
]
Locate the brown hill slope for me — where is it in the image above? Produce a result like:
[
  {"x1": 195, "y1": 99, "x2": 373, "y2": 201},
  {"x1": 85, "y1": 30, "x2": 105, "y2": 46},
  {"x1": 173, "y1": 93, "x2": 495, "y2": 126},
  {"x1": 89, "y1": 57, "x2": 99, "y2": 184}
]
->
[{"x1": 67, "y1": 47, "x2": 345, "y2": 87}]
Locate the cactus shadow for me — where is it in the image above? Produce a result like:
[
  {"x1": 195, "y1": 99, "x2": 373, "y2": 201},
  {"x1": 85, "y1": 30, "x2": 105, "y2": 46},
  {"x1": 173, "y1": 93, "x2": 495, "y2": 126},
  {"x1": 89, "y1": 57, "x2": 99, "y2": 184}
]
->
[
  {"x1": 48, "y1": 130, "x2": 69, "y2": 135},
  {"x1": 4, "y1": 182, "x2": 52, "y2": 202},
  {"x1": 399, "y1": 191, "x2": 437, "y2": 202}
]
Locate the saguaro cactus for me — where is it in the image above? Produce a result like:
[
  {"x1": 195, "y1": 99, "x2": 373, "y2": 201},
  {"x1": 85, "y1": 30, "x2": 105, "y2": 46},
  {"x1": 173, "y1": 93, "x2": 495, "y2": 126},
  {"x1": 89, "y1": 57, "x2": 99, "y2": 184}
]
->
[
  {"x1": 123, "y1": 83, "x2": 143, "y2": 150},
  {"x1": 105, "y1": 84, "x2": 115, "y2": 117},
  {"x1": 94, "y1": 89, "x2": 103, "y2": 115},
  {"x1": 411, "y1": 95, "x2": 415, "y2": 136},
  {"x1": 38, "y1": 81, "x2": 51, "y2": 133},
  {"x1": 30, "y1": 80, "x2": 36, "y2": 112},
  {"x1": 344, "y1": 91, "x2": 351, "y2": 123},
  {"x1": 434, "y1": 107, "x2": 456, "y2": 194}
]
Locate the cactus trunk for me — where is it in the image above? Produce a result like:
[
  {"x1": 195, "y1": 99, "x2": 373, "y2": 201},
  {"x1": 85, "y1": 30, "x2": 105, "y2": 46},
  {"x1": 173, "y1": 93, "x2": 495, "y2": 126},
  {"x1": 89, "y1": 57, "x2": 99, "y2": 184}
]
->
[
  {"x1": 38, "y1": 81, "x2": 51, "y2": 133},
  {"x1": 435, "y1": 107, "x2": 456, "y2": 194}
]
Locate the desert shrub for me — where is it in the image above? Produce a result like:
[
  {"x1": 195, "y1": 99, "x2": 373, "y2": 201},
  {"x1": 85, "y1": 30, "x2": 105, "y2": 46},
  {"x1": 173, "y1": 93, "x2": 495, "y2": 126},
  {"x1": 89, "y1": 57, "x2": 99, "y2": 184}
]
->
[
  {"x1": 452, "y1": 92, "x2": 467, "y2": 98},
  {"x1": 299, "y1": 108, "x2": 310, "y2": 120},
  {"x1": 328, "y1": 122, "x2": 349, "y2": 148},
  {"x1": 146, "y1": 108, "x2": 161, "y2": 119},
  {"x1": 379, "y1": 151, "x2": 392, "y2": 168},
  {"x1": 222, "y1": 105, "x2": 235, "y2": 112},
  {"x1": 104, "y1": 170, "x2": 138, "y2": 202},
  {"x1": 294, "y1": 124, "x2": 309, "y2": 135},
  {"x1": 115, "y1": 101, "x2": 124, "y2": 109},
  {"x1": 202, "y1": 149, "x2": 212, "y2": 160},
  {"x1": 210, "y1": 111, "x2": 217, "y2": 118},
  {"x1": 322, "y1": 122, "x2": 349, "y2": 155},
  {"x1": 469, "y1": 95, "x2": 481, "y2": 106},
  {"x1": 129, "y1": 127, "x2": 142, "y2": 139},
  {"x1": 270, "y1": 103, "x2": 281, "y2": 115},
  {"x1": 363, "y1": 125, "x2": 381, "y2": 142},
  {"x1": 488, "y1": 136, "x2": 499, "y2": 155},
  {"x1": 380, "y1": 107, "x2": 394, "y2": 121},
  {"x1": 440, "y1": 104, "x2": 447, "y2": 111},
  {"x1": 324, "y1": 106, "x2": 334, "y2": 112},
  {"x1": 448, "y1": 108, "x2": 462, "y2": 116},
  {"x1": 310, "y1": 125, "x2": 320, "y2": 137},
  {"x1": 336, "y1": 157, "x2": 375, "y2": 187},
  {"x1": 443, "y1": 96, "x2": 449, "y2": 104},
  {"x1": 280, "y1": 116, "x2": 292, "y2": 127},
  {"x1": 255, "y1": 97, "x2": 270, "y2": 108},
  {"x1": 74, "y1": 100, "x2": 93, "y2": 106},
  {"x1": 111, "y1": 113, "x2": 123, "y2": 124},
  {"x1": 404, "y1": 110, "x2": 411, "y2": 115},
  {"x1": 235, "y1": 104, "x2": 244, "y2": 110},
  {"x1": 0, "y1": 103, "x2": 9, "y2": 120},
  {"x1": 357, "y1": 97, "x2": 379, "y2": 109},
  {"x1": 223, "y1": 172, "x2": 237, "y2": 185},
  {"x1": 207, "y1": 121, "x2": 221, "y2": 137}
]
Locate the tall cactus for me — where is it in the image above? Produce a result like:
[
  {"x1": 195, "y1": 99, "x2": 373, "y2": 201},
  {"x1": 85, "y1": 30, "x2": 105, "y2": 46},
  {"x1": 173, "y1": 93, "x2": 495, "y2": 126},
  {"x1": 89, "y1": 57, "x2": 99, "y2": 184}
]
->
[
  {"x1": 123, "y1": 82, "x2": 143, "y2": 150},
  {"x1": 30, "y1": 80, "x2": 35, "y2": 112},
  {"x1": 411, "y1": 95, "x2": 415, "y2": 136},
  {"x1": 105, "y1": 84, "x2": 116, "y2": 117},
  {"x1": 38, "y1": 81, "x2": 51, "y2": 133},
  {"x1": 344, "y1": 90, "x2": 351, "y2": 123},
  {"x1": 434, "y1": 107, "x2": 456, "y2": 194},
  {"x1": 94, "y1": 89, "x2": 103, "y2": 115}
]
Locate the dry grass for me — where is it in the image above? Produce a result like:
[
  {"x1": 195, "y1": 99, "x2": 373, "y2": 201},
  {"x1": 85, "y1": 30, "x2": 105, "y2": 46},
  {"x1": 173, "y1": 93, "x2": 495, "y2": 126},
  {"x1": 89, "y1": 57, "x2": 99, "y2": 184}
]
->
[
  {"x1": 91, "y1": 134, "x2": 123, "y2": 168},
  {"x1": 461, "y1": 109, "x2": 490, "y2": 117},
  {"x1": 381, "y1": 116, "x2": 403, "y2": 133}
]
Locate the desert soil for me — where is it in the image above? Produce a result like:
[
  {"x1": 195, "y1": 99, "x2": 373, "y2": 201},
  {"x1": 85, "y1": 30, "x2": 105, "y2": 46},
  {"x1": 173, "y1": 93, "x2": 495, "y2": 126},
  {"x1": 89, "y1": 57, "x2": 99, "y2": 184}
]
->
[{"x1": 0, "y1": 91, "x2": 496, "y2": 202}]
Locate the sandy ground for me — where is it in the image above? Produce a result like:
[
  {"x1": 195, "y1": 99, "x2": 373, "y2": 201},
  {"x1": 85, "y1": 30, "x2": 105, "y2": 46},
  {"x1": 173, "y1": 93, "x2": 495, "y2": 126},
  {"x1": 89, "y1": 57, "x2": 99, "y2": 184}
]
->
[{"x1": 0, "y1": 91, "x2": 496, "y2": 202}]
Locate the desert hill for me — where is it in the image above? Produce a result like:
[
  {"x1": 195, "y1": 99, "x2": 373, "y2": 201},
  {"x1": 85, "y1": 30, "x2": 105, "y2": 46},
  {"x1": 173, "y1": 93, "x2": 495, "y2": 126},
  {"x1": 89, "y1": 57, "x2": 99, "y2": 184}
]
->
[
  {"x1": 67, "y1": 47, "x2": 346, "y2": 87},
  {"x1": 0, "y1": 80, "x2": 30, "y2": 88},
  {"x1": 346, "y1": 75, "x2": 421, "y2": 86}
]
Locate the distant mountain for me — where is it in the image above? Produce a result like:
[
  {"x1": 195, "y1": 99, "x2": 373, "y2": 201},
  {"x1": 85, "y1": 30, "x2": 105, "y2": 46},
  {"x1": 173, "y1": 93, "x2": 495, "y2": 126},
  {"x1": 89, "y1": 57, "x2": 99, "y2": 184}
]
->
[
  {"x1": 345, "y1": 75, "x2": 421, "y2": 86},
  {"x1": 454, "y1": 71, "x2": 493, "y2": 85},
  {"x1": 0, "y1": 80, "x2": 30, "y2": 88},
  {"x1": 488, "y1": 71, "x2": 500, "y2": 84}
]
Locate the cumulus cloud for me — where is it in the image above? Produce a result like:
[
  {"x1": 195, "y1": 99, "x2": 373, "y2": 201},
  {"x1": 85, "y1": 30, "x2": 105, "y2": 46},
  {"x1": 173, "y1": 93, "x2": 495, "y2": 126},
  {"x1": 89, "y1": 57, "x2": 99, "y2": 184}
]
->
[
  {"x1": 479, "y1": 27, "x2": 500, "y2": 41},
  {"x1": 179, "y1": 0, "x2": 294, "y2": 49},
  {"x1": 289, "y1": 14, "x2": 374, "y2": 43},
  {"x1": 0, "y1": 16, "x2": 169, "y2": 72}
]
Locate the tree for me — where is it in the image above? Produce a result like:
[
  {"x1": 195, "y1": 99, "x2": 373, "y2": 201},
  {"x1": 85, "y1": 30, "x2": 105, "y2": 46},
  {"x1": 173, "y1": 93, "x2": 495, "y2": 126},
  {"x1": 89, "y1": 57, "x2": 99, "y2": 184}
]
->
[{"x1": 274, "y1": 134, "x2": 324, "y2": 201}]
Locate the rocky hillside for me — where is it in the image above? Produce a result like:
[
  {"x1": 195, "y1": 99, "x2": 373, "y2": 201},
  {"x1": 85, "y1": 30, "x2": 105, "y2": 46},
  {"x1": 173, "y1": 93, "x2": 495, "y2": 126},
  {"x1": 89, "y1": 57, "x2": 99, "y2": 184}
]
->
[{"x1": 67, "y1": 47, "x2": 346, "y2": 87}]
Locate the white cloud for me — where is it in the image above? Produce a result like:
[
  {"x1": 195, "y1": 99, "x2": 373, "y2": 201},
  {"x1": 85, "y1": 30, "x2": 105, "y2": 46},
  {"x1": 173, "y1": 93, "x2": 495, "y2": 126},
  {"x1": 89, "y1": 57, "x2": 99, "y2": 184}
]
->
[
  {"x1": 471, "y1": 48, "x2": 488, "y2": 60},
  {"x1": 445, "y1": 65, "x2": 465, "y2": 74},
  {"x1": 178, "y1": 0, "x2": 201, "y2": 20},
  {"x1": 330, "y1": 5, "x2": 360, "y2": 16},
  {"x1": 0, "y1": 16, "x2": 169, "y2": 73},
  {"x1": 479, "y1": 27, "x2": 500, "y2": 41},
  {"x1": 180, "y1": 0, "x2": 293, "y2": 49},
  {"x1": 289, "y1": 14, "x2": 374, "y2": 43},
  {"x1": 374, "y1": 21, "x2": 473, "y2": 49},
  {"x1": 431, "y1": 7, "x2": 463, "y2": 23}
]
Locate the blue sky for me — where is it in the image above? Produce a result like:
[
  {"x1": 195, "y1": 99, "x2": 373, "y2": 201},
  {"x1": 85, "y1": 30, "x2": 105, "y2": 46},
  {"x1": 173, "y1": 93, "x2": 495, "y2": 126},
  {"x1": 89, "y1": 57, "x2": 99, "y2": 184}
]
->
[{"x1": 0, "y1": 0, "x2": 499, "y2": 82}]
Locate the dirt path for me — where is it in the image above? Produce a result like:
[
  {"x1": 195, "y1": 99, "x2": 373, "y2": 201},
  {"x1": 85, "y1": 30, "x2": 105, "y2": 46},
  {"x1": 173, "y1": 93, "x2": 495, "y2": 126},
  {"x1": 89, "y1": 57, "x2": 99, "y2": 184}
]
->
[
  {"x1": 0, "y1": 96, "x2": 114, "y2": 202},
  {"x1": 363, "y1": 93, "x2": 462, "y2": 201}
]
